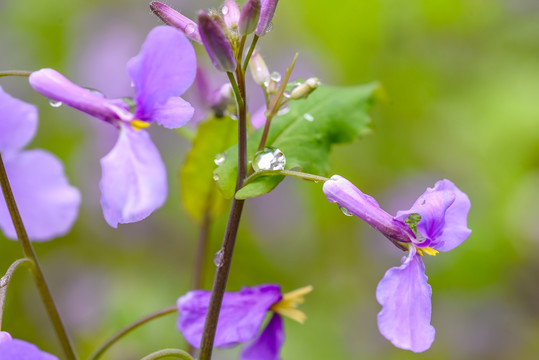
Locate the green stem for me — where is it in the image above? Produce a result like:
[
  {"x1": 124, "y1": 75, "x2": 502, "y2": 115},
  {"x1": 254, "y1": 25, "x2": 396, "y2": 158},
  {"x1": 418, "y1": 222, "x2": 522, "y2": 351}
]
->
[
  {"x1": 140, "y1": 349, "x2": 194, "y2": 360},
  {"x1": 0, "y1": 258, "x2": 34, "y2": 330},
  {"x1": 198, "y1": 59, "x2": 248, "y2": 360},
  {"x1": 0, "y1": 70, "x2": 31, "y2": 77},
  {"x1": 243, "y1": 169, "x2": 329, "y2": 187},
  {"x1": 226, "y1": 72, "x2": 244, "y2": 108},
  {"x1": 237, "y1": 35, "x2": 247, "y2": 64},
  {"x1": 88, "y1": 305, "x2": 177, "y2": 360},
  {"x1": 242, "y1": 35, "x2": 259, "y2": 73},
  {"x1": 257, "y1": 53, "x2": 299, "y2": 150},
  {"x1": 0, "y1": 153, "x2": 78, "y2": 360}
]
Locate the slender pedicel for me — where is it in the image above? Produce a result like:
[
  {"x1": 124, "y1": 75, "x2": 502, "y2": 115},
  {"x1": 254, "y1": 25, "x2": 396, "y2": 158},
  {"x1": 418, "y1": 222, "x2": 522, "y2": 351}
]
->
[
  {"x1": 0, "y1": 258, "x2": 34, "y2": 329},
  {"x1": 0, "y1": 70, "x2": 32, "y2": 77},
  {"x1": 0, "y1": 154, "x2": 78, "y2": 360}
]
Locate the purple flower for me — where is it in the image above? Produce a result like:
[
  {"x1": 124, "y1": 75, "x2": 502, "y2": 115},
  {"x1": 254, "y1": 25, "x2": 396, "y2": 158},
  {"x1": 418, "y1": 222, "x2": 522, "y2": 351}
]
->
[
  {"x1": 0, "y1": 86, "x2": 80, "y2": 241},
  {"x1": 192, "y1": 67, "x2": 234, "y2": 122},
  {"x1": 323, "y1": 175, "x2": 471, "y2": 352},
  {"x1": 198, "y1": 10, "x2": 237, "y2": 72},
  {"x1": 0, "y1": 331, "x2": 59, "y2": 360},
  {"x1": 177, "y1": 284, "x2": 312, "y2": 359},
  {"x1": 29, "y1": 26, "x2": 196, "y2": 228}
]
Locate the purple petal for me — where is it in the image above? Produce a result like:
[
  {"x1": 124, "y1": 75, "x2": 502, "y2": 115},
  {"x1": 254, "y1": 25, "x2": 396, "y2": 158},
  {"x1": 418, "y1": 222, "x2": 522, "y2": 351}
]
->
[
  {"x1": 255, "y1": 0, "x2": 279, "y2": 36},
  {"x1": 149, "y1": 2, "x2": 202, "y2": 44},
  {"x1": 146, "y1": 97, "x2": 194, "y2": 129},
  {"x1": 395, "y1": 179, "x2": 471, "y2": 251},
  {"x1": 0, "y1": 86, "x2": 37, "y2": 152},
  {"x1": 376, "y1": 248, "x2": 435, "y2": 352},
  {"x1": 177, "y1": 284, "x2": 282, "y2": 348},
  {"x1": 323, "y1": 175, "x2": 413, "y2": 244},
  {"x1": 222, "y1": 0, "x2": 241, "y2": 28},
  {"x1": 198, "y1": 11, "x2": 237, "y2": 73},
  {"x1": 127, "y1": 26, "x2": 196, "y2": 123},
  {"x1": 99, "y1": 125, "x2": 167, "y2": 228},
  {"x1": 29, "y1": 69, "x2": 128, "y2": 124},
  {"x1": 0, "y1": 332, "x2": 12, "y2": 344},
  {"x1": 0, "y1": 150, "x2": 80, "y2": 242},
  {"x1": 241, "y1": 313, "x2": 284, "y2": 360},
  {"x1": 0, "y1": 339, "x2": 59, "y2": 360}
]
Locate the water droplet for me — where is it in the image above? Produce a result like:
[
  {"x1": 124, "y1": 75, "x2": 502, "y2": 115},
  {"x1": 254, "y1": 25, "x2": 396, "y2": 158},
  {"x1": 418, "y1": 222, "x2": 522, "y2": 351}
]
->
[
  {"x1": 48, "y1": 99, "x2": 62, "y2": 108},
  {"x1": 84, "y1": 87, "x2": 104, "y2": 97},
  {"x1": 264, "y1": 22, "x2": 273, "y2": 35},
  {"x1": 283, "y1": 91, "x2": 291, "y2": 99},
  {"x1": 252, "y1": 147, "x2": 286, "y2": 171},
  {"x1": 221, "y1": 5, "x2": 229, "y2": 15},
  {"x1": 0, "y1": 276, "x2": 8, "y2": 288},
  {"x1": 339, "y1": 206, "x2": 353, "y2": 216},
  {"x1": 229, "y1": 113, "x2": 238, "y2": 120},
  {"x1": 263, "y1": 79, "x2": 270, "y2": 88},
  {"x1": 214, "y1": 249, "x2": 224, "y2": 267},
  {"x1": 185, "y1": 23, "x2": 196, "y2": 35},
  {"x1": 303, "y1": 113, "x2": 314, "y2": 122},
  {"x1": 214, "y1": 153, "x2": 226, "y2": 166},
  {"x1": 213, "y1": 172, "x2": 220, "y2": 181},
  {"x1": 277, "y1": 105, "x2": 289, "y2": 116},
  {"x1": 270, "y1": 71, "x2": 281, "y2": 82}
]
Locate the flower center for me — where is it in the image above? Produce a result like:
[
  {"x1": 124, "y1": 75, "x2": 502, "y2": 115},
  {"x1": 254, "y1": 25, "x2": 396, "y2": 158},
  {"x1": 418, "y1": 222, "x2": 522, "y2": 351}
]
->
[
  {"x1": 416, "y1": 246, "x2": 439, "y2": 256},
  {"x1": 130, "y1": 120, "x2": 151, "y2": 131},
  {"x1": 270, "y1": 285, "x2": 313, "y2": 324}
]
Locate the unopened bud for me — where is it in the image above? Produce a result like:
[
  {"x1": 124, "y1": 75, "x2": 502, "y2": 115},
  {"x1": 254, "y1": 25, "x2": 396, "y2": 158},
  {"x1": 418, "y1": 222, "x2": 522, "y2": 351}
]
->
[
  {"x1": 255, "y1": 0, "x2": 279, "y2": 36},
  {"x1": 198, "y1": 11, "x2": 237, "y2": 72},
  {"x1": 222, "y1": 0, "x2": 240, "y2": 29},
  {"x1": 290, "y1": 77, "x2": 320, "y2": 99},
  {"x1": 239, "y1": 0, "x2": 261, "y2": 35},
  {"x1": 150, "y1": 2, "x2": 202, "y2": 44},
  {"x1": 249, "y1": 51, "x2": 270, "y2": 86}
]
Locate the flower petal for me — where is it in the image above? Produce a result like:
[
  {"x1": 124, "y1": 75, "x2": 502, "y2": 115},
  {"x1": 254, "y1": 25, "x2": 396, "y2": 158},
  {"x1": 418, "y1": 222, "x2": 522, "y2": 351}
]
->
[
  {"x1": 127, "y1": 26, "x2": 196, "y2": 122},
  {"x1": 395, "y1": 179, "x2": 471, "y2": 251},
  {"x1": 0, "y1": 338, "x2": 59, "y2": 360},
  {"x1": 376, "y1": 248, "x2": 435, "y2": 352},
  {"x1": 241, "y1": 313, "x2": 284, "y2": 360},
  {"x1": 99, "y1": 125, "x2": 167, "y2": 228},
  {"x1": 29, "y1": 69, "x2": 126, "y2": 124},
  {"x1": 0, "y1": 86, "x2": 37, "y2": 152},
  {"x1": 323, "y1": 175, "x2": 413, "y2": 244},
  {"x1": 146, "y1": 96, "x2": 194, "y2": 129},
  {"x1": 177, "y1": 284, "x2": 282, "y2": 348},
  {"x1": 0, "y1": 150, "x2": 80, "y2": 241}
]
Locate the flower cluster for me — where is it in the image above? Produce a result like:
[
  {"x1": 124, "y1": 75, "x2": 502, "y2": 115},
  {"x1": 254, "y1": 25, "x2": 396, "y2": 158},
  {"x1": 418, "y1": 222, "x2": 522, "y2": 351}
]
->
[{"x1": 323, "y1": 175, "x2": 471, "y2": 352}]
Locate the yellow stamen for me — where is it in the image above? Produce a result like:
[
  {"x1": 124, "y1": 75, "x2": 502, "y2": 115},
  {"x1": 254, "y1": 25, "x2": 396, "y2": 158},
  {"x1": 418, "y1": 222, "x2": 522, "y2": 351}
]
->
[
  {"x1": 416, "y1": 246, "x2": 439, "y2": 257},
  {"x1": 131, "y1": 120, "x2": 150, "y2": 131},
  {"x1": 270, "y1": 285, "x2": 313, "y2": 324}
]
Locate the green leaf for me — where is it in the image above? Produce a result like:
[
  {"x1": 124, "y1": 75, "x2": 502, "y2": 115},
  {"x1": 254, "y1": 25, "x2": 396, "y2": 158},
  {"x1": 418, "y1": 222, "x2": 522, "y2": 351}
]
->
[
  {"x1": 214, "y1": 83, "x2": 380, "y2": 199},
  {"x1": 180, "y1": 117, "x2": 237, "y2": 222}
]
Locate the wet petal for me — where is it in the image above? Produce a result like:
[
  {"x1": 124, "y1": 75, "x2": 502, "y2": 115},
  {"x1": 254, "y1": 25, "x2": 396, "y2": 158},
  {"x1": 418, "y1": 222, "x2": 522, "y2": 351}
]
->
[
  {"x1": 376, "y1": 248, "x2": 435, "y2": 352},
  {"x1": 395, "y1": 179, "x2": 471, "y2": 251},
  {"x1": 127, "y1": 26, "x2": 196, "y2": 122},
  {"x1": 99, "y1": 125, "x2": 167, "y2": 228},
  {"x1": 0, "y1": 150, "x2": 80, "y2": 241},
  {"x1": 0, "y1": 86, "x2": 37, "y2": 152},
  {"x1": 147, "y1": 97, "x2": 194, "y2": 129},
  {"x1": 29, "y1": 69, "x2": 126, "y2": 124},
  {"x1": 0, "y1": 337, "x2": 59, "y2": 360},
  {"x1": 323, "y1": 175, "x2": 413, "y2": 244},
  {"x1": 241, "y1": 313, "x2": 284, "y2": 360},
  {"x1": 177, "y1": 284, "x2": 281, "y2": 348}
]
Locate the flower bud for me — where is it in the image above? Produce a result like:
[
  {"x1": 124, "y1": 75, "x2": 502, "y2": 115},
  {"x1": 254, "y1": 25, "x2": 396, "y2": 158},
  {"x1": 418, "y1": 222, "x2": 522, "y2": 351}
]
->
[
  {"x1": 239, "y1": 0, "x2": 261, "y2": 35},
  {"x1": 222, "y1": 0, "x2": 240, "y2": 28},
  {"x1": 248, "y1": 51, "x2": 270, "y2": 86},
  {"x1": 290, "y1": 77, "x2": 320, "y2": 100},
  {"x1": 198, "y1": 11, "x2": 237, "y2": 72},
  {"x1": 255, "y1": 0, "x2": 279, "y2": 36},
  {"x1": 150, "y1": 2, "x2": 202, "y2": 44}
]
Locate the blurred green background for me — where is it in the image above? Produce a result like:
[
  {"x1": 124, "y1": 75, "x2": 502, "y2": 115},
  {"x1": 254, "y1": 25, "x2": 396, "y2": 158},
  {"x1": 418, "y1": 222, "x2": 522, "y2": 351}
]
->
[{"x1": 1, "y1": 0, "x2": 539, "y2": 359}]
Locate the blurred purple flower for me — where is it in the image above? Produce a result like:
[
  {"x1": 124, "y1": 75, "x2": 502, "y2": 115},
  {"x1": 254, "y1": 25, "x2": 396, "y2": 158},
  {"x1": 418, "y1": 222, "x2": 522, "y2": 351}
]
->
[
  {"x1": 29, "y1": 26, "x2": 196, "y2": 228},
  {"x1": 0, "y1": 86, "x2": 80, "y2": 241},
  {"x1": 0, "y1": 331, "x2": 58, "y2": 360},
  {"x1": 177, "y1": 284, "x2": 311, "y2": 360},
  {"x1": 323, "y1": 175, "x2": 471, "y2": 352},
  {"x1": 191, "y1": 67, "x2": 234, "y2": 123}
]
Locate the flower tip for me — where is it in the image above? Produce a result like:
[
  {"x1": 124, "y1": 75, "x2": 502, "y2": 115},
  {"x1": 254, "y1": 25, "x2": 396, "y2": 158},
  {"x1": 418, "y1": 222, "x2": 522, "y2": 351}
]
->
[
  {"x1": 150, "y1": 2, "x2": 202, "y2": 44},
  {"x1": 198, "y1": 10, "x2": 237, "y2": 72},
  {"x1": 239, "y1": 0, "x2": 261, "y2": 35}
]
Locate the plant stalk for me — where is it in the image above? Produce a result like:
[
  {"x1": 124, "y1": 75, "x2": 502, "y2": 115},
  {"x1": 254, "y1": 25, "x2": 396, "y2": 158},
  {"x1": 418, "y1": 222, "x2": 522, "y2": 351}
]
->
[
  {"x1": 0, "y1": 70, "x2": 31, "y2": 77},
  {"x1": 140, "y1": 349, "x2": 194, "y2": 360},
  {"x1": 0, "y1": 153, "x2": 78, "y2": 360},
  {"x1": 0, "y1": 258, "x2": 34, "y2": 329}
]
